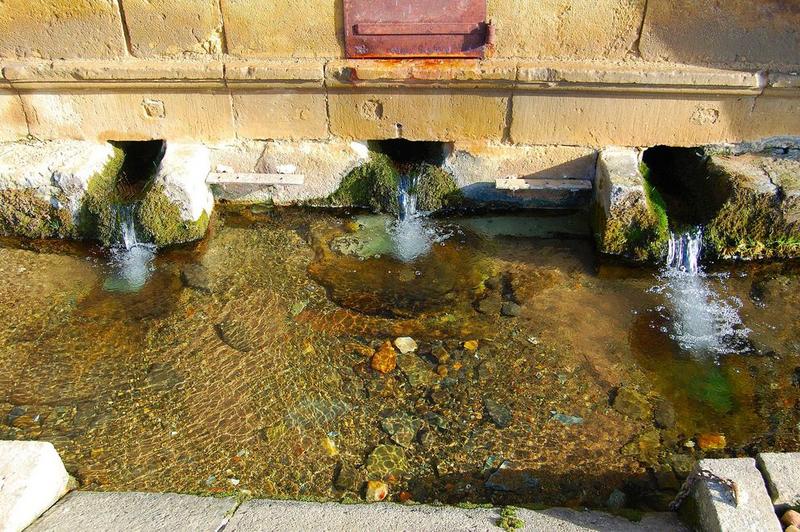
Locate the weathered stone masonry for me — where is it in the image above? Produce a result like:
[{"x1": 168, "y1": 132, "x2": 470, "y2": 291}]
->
[{"x1": 0, "y1": 1, "x2": 799, "y2": 253}]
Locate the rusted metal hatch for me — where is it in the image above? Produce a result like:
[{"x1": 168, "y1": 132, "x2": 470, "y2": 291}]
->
[{"x1": 344, "y1": 0, "x2": 491, "y2": 59}]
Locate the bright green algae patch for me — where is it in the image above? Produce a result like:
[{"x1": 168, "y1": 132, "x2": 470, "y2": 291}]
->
[{"x1": 139, "y1": 185, "x2": 210, "y2": 248}]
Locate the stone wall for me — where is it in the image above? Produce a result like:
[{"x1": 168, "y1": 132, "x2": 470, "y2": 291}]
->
[{"x1": 0, "y1": 1, "x2": 798, "y2": 146}]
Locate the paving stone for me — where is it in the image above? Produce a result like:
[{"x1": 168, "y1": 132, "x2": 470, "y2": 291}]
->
[
  {"x1": 757, "y1": 452, "x2": 800, "y2": 513},
  {"x1": 225, "y1": 499, "x2": 687, "y2": 531},
  {"x1": 691, "y1": 458, "x2": 781, "y2": 532},
  {"x1": 27, "y1": 491, "x2": 236, "y2": 532},
  {"x1": 0, "y1": 441, "x2": 70, "y2": 532}
]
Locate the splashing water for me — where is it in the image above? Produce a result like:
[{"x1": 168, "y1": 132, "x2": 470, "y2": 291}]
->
[
  {"x1": 103, "y1": 204, "x2": 156, "y2": 293},
  {"x1": 650, "y1": 228, "x2": 751, "y2": 356},
  {"x1": 387, "y1": 174, "x2": 451, "y2": 263}
]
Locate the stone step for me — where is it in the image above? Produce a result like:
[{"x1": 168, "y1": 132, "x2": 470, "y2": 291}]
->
[
  {"x1": 495, "y1": 178, "x2": 593, "y2": 192},
  {"x1": 0, "y1": 441, "x2": 71, "y2": 532},
  {"x1": 691, "y1": 458, "x2": 782, "y2": 532},
  {"x1": 757, "y1": 452, "x2": 800, "y2": 513},
  {"x1": 206, "y1": 172, "x2": 305, "y2": 186},
  {"x1": 27, "y1": 491, "x2": 237, "y2": 532}
]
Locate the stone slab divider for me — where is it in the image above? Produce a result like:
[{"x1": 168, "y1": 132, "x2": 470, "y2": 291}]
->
[
  {"x1": 0, "y1": 441, "x2": 70, "y2": 532},
  {"x1": 757, "y1": 452, "x2": 800, "y2": 514},
  {"x1": 691, "y1": 458, "x2": 782, "y2": 532}
]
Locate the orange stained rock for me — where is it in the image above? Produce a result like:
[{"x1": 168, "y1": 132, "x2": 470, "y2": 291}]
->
[
  {"x1": 696, "y1": 433, "x2": 727, "y2": 450},
  {"x1": 371, "y1": 341, "x2": 397, "y2": 374}
]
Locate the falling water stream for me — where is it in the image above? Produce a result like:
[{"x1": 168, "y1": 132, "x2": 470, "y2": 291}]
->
[
  {"x1": 102, "y1": 203, "x2": 157, "y2": 293},
  {"x1": 651, "y1": 228, "x2": 751, "y2": 356}
]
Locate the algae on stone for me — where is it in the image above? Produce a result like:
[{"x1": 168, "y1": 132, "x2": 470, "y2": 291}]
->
[
  {"x1": 327, "y1": 153, "x2": 462, "y2": 214},
  {"x1": 704, "y1": 154, "x2": 800, "y2": 260},
  {"x1": 413, "y1": 163, "x2": 462, "y2": 212},
  {"x1": 593, "y1": 151, "x2": 669, "y2": 262},
  {"x1": 139, "y1": 185, "x2": 210, "y2": 248},
  {"x1": 77, "y1": 145, "x2": 126, "y2": 245},
  {"x1": 0, "y1": 189, "x2": 73, "y2": 239},
  {"x1": 328, "y1": 152, "x2": 400, "y2": 214}
]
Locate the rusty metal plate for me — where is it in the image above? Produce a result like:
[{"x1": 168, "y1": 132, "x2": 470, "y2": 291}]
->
[{"x1": 344, "y1": 0, "x2": 490, "y2": 59}]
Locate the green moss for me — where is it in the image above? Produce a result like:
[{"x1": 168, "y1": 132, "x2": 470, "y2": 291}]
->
[
  {"x1": 77, "y1": 146, "x2": 126, "y2": 244},
  {"x1": 0, "y1": 189, "x2": 75, "y2": 239},
  {"x1": 704, "y1": 159, "x2": 800, "y2": 260},
  {"x1": 497, "y1": 506, "x2": 524, "y2": 531},
  {"x1": 328, "y1": 152, "x2": 401, "y2": 214},
  {"x1": 594, "y1": 162, "x2": 670, "y2": 262},
  {"x1": 326, "y1": 153, "x2": 462, "y2": 214},
  {"x1": 139, "y1": 185, "x2": 210, "y2": 248},
  {"x1": 414, "y1": 163, "x2": 462, "y2": 212}
]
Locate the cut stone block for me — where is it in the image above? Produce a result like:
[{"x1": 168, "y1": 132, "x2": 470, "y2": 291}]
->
[
  {"x1": 704, "y1": 150, "x2": 800, "y2": 260},
  {"x1": 0, "y1": 140, "x2": 119, "y2": 239},
  {"x1": 757, "y1": 452, "x2": 800, "y2": 513},
  {"x1": 691, "y1": 458, "x2": 782, "y2": 532},
  {"x1": 225, "y1": 499, "x2": 688, "y2": 531},
  {"x1": 0, "y1": 441, "x2": 70, "y2": 532},
  {"x1": 27, "y1": 491, "x2": 236, "y2": 532},
  {"x1": 208, "y1": 139, "x2": 368, "y2": 204},
  {"x1": 444, "y1": 142, "x2": 597, "y2": 209},
  {"x1": 592, "y1": 147, "x2": 667, "y2": 262},
  {"x1": 139, "y1": 143, "x2": 214, "y2": 247}
]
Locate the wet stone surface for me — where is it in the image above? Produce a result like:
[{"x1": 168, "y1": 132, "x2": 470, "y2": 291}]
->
[{"x1": 0, "y1": 208, "x2": 798, "y2": 511}]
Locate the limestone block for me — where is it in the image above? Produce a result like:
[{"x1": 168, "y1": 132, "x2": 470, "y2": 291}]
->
[
  {"x1": 592, "y1": 147, "x2": 667, "y2": 261},
  {"x1": 691, "y1": 458, "x2": 782, "y2": 532},
  {"x1": 21, "y1": 91, "x2": 235, "y2": 142},
  {"x1": 444, "y1": 142, "x2": 596, "y2": 207},
  {"x1": 208, "y1": 139, "x2": 368, "y2": 203},
  {"x1": 121, "y1": 0, "x2": 224, "y2": 57},
  {"x1": 488, "y1": 0, "x2": 646, "y2": 60},
  {"x1": 329, "y1": 90, "x2": 509, "y2": 142},
  {"x1": 0, "y1": 92, "x2": 27, "y2": 140},
  {"x1": 28, "y1": 491, "x2": 236, "y2": 532},
  {"x1": 704, "y1": 151, "x2": 800, "y2": 259},
  {"x1": 139, "y1": 143, "x2": 213, "y2": 247},
  {"x1": 0, "y1": 441, "x2": 70, "y2": 532},
  {"x1": 757, "y1": 452, "x2": 800, "y2": 512},
  {"x1": 221, "y1": 0, "x2": 342, "y2": 58},
  {"x1": 0, "y1": 0, "x2": 126, "y2": 59},
  {"x1": 153, "y1": 144, "x2": 213, "y2": 222},
  {"x1": 0, "y1": 141, "x2": 118, "y2": 238},
  {"x1": 511, "y1": 93, "x2": 766, "y2": 147},
  {"x1": 231, "y1": 91, "x2": 329, "y2": 140},
  {"x1": 225, "y1": 499, "x2": 688, "y2": 531},
  {"x1": 640, "y1": 0, "x2": 800, "y2": 70}
]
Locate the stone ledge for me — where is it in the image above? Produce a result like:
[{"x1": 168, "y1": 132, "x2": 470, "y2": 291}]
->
[
  {"x1": 0, "y1": 58, "x2": 794, "y2": 96},
  {"x1": 27, "y1": 491, "x2": 237, "y2": 532}
]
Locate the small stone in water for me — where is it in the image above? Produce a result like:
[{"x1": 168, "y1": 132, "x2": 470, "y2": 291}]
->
[
  {"x1": 781, "y1": 510, "x2": 800, "y2": 528},
  {"x1": 334, "y1": 462, "x2": 363, "y2": 492},
  {"x1": 366, "y1": 480, "x2": 388, "y2": 502},
  {"x1": 607, "y1": 489, "x2": 627, "y2": 510},
  {"x1": 500, "y1": 301, "x2": 522, "y2": 317},
  {"x1": 550, "y1": 412, "x2": 584, "y2": 425},
  {"x1": 653, "y1": 399, "x2": 676, "y2": 429},
  {"x1": 290, "y1": 300, "x2": 307, "y2": 317},
  {"x1": 322, "y1": 436, "x2": 339, "y2": 456},
  {"x1": 180, "y1": 264, "x2": 211, "y2": 293},
  {"x1": 463, "y1": 340, "x2": 479, "y2": 351},
  {"x1": 612, "y1": 387, "x2": 652, "y2": 421},
  {"x1": 697, "y1": 433, "x2": 726, "y2": 450},
  {"x1": 484, "y1": 398, "x2": 513, "y2": 428},
  {"x1": 485, "y1": 460, "x2": 540, "y2": 493},
  {"x1": 371, "y1": 341, "x2": 397, "y2": 374},
  {"x1": 393, "y1": 337, "x2": 417, "y2": 354}
]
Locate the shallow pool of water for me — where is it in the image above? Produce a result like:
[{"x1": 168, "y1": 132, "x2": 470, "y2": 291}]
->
[{"x1": 0, "y1": 207, "x2": 798, "y2": 510}]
